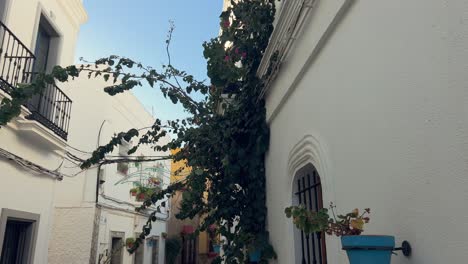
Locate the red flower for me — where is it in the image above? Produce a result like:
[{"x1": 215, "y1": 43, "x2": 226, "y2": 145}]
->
[
  {"x1": 235, "y1": 48, "x2": 239, "y2": 54},
  {"x1": 241, "y1": 52, "x2": 247, "y2": 58},
  {"x1": 224, "y1": 55, "x2": 230, "y2": 62},
  {"x1": 223, "y1": 20, "x2": 230, "y2": 28}
]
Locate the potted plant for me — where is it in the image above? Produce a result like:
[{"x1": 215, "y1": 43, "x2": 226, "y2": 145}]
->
[
  {"x1": 212, "y1": 238, "x2": 221, "y2": 254},
  {"x1": 125, "y1": 238, "x2": 135, "y2": 250},
  {"x1": 245, "y1": 232, "x2": 276, "y2": 263},
  {"x1": 149, "y1": 177, "x2": 161, "y2": 185},
  {"x1": 117, "y1": 162, "x2": 129, "y2": 175},
  {"x1": 129, "y1": 188, "x2": 137, "y2": 196},
  {"x1": 207, "y1": 225, "x2": 221, "y2": 254},
  {"x1": 136, "y1": 192, "x2": 146, "y2": 202},
  {"x1": 286, "y1": 203, "x2": 397, "y2": 264}
]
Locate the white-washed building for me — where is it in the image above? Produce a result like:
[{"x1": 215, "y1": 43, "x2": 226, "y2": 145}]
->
[
  {"x1": 0, "y1": 0, "x2": 170, "y2": 263},
  {"x1": 256, "y1": 0, "x2": 468, "y2": 264},
  {"x1": 49, "y1": 74, "x2": 170, "y2": 264},
  {"x1": 0, "y1": 0, "x2": 86, "y2": 263}
]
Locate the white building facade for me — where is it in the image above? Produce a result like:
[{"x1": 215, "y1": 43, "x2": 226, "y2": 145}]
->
[
  {"x1": 49, "y1": 75, "x2": 170, "y2": 264},
  {"x1": 0, "y1": 0, "x2": 86, "y2": 263},
  {"x1": 0, "y1": 0, "x2": 169, "y2": 263},
  {"x1": 258, "y1": 0, "x2": 468, "y2": 264}
]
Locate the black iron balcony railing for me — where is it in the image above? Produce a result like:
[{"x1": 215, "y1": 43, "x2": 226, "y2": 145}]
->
[
  {"x1": 0, "y1": 21, "x2": 71, "y2": 140},
  {"x1": 24, "y1": 79, "x2": 72, "y2": 140}
]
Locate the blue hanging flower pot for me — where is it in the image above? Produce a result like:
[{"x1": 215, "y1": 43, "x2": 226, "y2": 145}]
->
[
  {"x1": 212, "y1": 244, "x2": 221, "y2": 254},
  {"x1": 249, "y1": 250, "x2": 261, "y2": 262},
  {"x1": 341, "y1": 235, "x2": 395, "y2": 264}
]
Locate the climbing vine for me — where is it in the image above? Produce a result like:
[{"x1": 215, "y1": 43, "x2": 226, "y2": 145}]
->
[{"x1": 0, "y1": 1, "x2": 278, "y2": 263}]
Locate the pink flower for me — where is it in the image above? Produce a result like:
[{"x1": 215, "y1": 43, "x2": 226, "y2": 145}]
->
[
  {"x1": 224, "y1": 55, "x2": 230, "y2": 62},
  {"x1": 223, "y1": 20, "x2": 230, "y2": 28},
  {"x1": 235, "y1": 48, "x2": 239, "y2": 54},
  {"x1": 241, "y1": 52, "x2": 247, "y2": 58}
]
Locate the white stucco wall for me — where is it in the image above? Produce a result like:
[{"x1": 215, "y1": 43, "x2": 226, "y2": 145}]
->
[
  {"x1": 265, "y1": 0, "x2": 468, "y2": 263},
  {"x1": 48, "y1": 207, "x2": 96, "y2": 264}
]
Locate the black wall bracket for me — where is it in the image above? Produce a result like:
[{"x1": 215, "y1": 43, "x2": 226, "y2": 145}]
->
[{"x1": 393, "y1": 241, "x2": 411, "y2": 257}]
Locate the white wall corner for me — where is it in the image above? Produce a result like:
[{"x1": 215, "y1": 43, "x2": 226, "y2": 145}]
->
[
  {"x1": 264, "y1": 0, "x2": 356, "y2": 123},
  {"x1": 57, "y1": 0, "x2": 88, "y2": 29}
]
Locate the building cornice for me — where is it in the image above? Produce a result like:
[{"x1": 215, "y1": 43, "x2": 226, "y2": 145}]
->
[
  {"x1": 257, "y1": 0, "x2": 317, "y2": 90},
  {"x1": 57, "y1": 0, "x2": 88, "y2": 29},
  {"x1": 261, "y1": 0, "x2": 356, "y2": 122}
]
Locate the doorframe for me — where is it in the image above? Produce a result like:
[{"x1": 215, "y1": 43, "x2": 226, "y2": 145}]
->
[
  {"x1": 0, "y1": 208, "x2": 40, "y2": 264},
  {"x1": 31, "y1": 3, "x2": 63, "y2": 72},
  {"x1": 109, "y1": 231, "x2": 125, "y2": 264},
  {"x1": 0, "y1": 0, "x2": 11, "y2": 23}
]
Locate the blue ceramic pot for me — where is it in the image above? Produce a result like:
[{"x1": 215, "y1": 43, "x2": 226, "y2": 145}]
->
[
  {"x1": 213, "y1": 244, "x2": 221, "y2": 254},
  {"x1": 341, "y1": 235, "x2": 395, "y2": 264},
  {"x1": 249, "y1": 250, "x2": 261, "y2": 262}
]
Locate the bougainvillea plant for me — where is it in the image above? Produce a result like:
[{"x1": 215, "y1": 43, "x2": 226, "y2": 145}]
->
[
  {"x1": 0, "y1": 0, "x2": 279, "y2": 263},
  {"x1": 285, "y1": 202, "x2": 371, "y2": 236}
]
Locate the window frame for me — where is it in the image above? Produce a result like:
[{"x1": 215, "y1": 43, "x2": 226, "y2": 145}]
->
[
  {"x1": 0, "y1": 0, "x2": 10, "y2": 23},
  {"x1": 150, "y1": 236, "x2": 159, "y2": 264},
  {"x1": 292, "y1": 163, "x2": 327, "y2": 264},
  {"x1": 31, "y1": 5, "x2": 62, "y2": 74},
  {"x1": 0, "y1": 208, "x2": 40, "y2": 264}
]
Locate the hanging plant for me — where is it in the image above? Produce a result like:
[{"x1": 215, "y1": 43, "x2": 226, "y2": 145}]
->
[
  {"x1": 117, "y1": 162, "x2": 129, "y2": 175},
  {"x1": 149, "y1": 177, "x2": 161, "y2": 185},
  {"x1": 136, "y1": 192, "x2": 147, "y2": 202},
  {"x1": 126, "y1": 238, "x2": 136, "y2": 250}
]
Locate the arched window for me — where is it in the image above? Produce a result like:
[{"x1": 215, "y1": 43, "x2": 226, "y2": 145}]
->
[{"x1": 292, "y1": 164, "x2": 327, "y2": 264}]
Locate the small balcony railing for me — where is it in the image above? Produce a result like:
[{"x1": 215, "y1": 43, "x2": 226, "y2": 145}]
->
[{"x1": 0, "y1": 21, "x2": 71, "y2": 140}]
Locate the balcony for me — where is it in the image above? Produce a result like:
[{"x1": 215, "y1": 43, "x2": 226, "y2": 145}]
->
[{"x1": 0, "y1": 21, "x2": 71, "y2": 140}]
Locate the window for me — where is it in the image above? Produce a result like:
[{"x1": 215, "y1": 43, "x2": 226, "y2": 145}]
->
[
  {"x1": 0, "y1": 209, "x2": 40, "y2": 264},
  {"x1": 151, "y1": 237, "x2": 159, "y2": 264},
  {"x1": 293, "y1": 164, "x2": 327, "y2": 264}
]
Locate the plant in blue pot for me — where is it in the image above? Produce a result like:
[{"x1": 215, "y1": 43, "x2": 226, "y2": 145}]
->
[
  {"x1": 246, "y1": 232, "x2": 277, "y2": 263},
  {"x1": 286, "y1": 203, "x2": 396, "y2": 264},
  {"x1": 208, "y1": 224, "x2": 221, "y2": 254}
]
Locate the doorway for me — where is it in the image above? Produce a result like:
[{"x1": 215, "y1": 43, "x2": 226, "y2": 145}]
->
[{"x1": 109, "y1": 232, "x2": 124, "y2": 264}]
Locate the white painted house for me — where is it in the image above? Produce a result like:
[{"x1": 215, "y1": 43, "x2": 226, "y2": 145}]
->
[
  {"x1": 256, "y1": 0, "x2": 468, "y2": 264},
  {"x1": 0, "y1": 1, "x2": 170, "y2": 263},
  {"x1": 0, "y1": 0, "x2": 86, "y2": 263},
  {"x1": 49, "y1": 74, "x2": 171, "y2": 264}
]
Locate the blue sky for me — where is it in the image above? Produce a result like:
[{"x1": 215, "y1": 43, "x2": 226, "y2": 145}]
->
[{"x1": 75, "y1": 0, "x2": 223, "y2": 121}]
